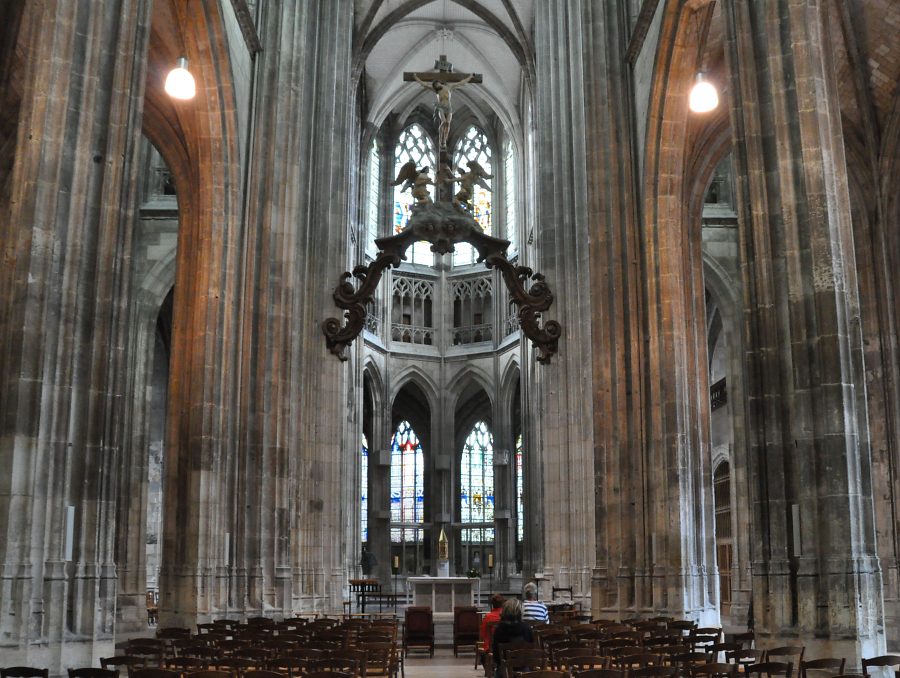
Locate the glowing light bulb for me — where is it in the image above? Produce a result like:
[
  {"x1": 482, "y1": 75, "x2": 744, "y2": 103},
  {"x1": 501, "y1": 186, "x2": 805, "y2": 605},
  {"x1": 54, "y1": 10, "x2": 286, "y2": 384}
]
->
[
  {"x1": 165, "y1": 57, "x2": 195, "y2": 100},
  {"x1": 689, "y1": 73, "x2": 718, "y2": 113}
]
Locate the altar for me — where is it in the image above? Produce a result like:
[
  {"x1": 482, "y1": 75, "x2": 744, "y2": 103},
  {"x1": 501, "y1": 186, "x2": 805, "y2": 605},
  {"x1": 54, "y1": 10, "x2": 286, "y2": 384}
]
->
[{"x1": 405, "y1": 576, "x2": 481, "y2": 620}]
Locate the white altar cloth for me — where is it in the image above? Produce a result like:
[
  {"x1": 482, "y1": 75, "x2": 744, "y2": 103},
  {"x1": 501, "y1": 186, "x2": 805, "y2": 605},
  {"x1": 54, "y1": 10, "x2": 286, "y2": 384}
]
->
[{"x1": 405, "y1": 576, "x2": 480, "y2": 619}]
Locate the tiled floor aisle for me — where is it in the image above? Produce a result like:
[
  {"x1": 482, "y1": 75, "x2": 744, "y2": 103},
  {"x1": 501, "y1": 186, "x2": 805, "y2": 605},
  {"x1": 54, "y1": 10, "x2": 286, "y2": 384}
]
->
[{"x1": 404, "y1": 648, "x2": 485, "y2": 677}]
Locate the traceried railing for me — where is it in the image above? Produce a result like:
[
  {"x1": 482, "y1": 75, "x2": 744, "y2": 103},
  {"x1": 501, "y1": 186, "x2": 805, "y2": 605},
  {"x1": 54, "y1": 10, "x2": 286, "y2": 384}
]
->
[
  {"x1": 451, "y1": 323, "x2": 493, "y2": 346},
  {"x1": 391, "y1": 323, "x2": 434, "y2": 346}
]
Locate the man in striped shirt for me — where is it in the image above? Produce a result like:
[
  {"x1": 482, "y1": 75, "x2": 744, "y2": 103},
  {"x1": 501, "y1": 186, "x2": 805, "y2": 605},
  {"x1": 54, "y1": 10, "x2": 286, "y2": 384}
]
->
[{"x1": 522, "y1": 581, "x2": 549, "y2": 623}]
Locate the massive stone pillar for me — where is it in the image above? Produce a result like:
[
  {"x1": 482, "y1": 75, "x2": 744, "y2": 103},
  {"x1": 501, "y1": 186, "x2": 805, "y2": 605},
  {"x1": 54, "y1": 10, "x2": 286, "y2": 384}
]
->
[
  {"x1": 534, "y1": 0, "x2": 718, "y2": 622},
  {"x1": 723, "y1": 0, "x2": 883, "y2": 659},
  {"x1": 234, "y1": 0, "x2": 356, "y2": 614},
  {"x1": 0, "y1": 0, "x2": 151, "y2": 666},
  {"x1": 531, "y1": 2, "x2": 599, "y2": 607}
]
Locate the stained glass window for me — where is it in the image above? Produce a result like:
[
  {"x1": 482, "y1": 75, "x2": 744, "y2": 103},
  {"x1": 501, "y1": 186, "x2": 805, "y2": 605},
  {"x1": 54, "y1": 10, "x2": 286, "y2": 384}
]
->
[
  {"x1": 460, "y1": 421, "x2": 494, "y2": 542},
  {"x1": 504, "y1": 139, "x2": 517, "y2": 254},
  {"x1": 390, "y1": 420, "x2": 424, "y2": 544},
  {"x1": 393, "y1": 125, "x2": 436, "y2": 266},
  {"x1": 516, "y1": 433, "x2": 524, "y2": 543},
  {"x1": 361, "y1": 434, "x2": 369, "y2": 543},
  {"x1": 453, "y1": 127, "x2": 493, "y2": 266},
  {"x1": 366, "y1": 139, "x2": 381, "y2": 249}
]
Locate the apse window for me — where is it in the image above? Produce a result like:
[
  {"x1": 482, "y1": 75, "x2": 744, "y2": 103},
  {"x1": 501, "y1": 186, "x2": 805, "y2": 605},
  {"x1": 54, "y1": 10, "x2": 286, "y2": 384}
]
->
[
  {"x1": 460, "y1": 420, "x2": 495, "y2": 543},
  {"x1": 390, "y1": 420, "x2": 425, "y2": 572},
  {"x1": 393, "y1": 124, "x2": 436, "y2": 266},
  {"x1": 453, "y1": 126, "x2": 493, "y2": 266}
]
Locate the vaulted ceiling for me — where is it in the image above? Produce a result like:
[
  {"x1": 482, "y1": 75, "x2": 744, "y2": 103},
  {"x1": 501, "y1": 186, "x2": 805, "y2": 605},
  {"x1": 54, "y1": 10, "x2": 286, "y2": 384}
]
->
[{"x1": 353, "y1": 0, "x2": 535, "y2": 137}]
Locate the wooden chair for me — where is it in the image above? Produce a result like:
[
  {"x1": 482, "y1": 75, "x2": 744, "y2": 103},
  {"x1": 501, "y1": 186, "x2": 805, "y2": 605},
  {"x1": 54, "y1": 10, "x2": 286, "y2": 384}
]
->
[
  {"x1": 689, "y1": 628, "x2": 723, "y2": 653},
  {"x1": 572, "y1": 671, "x2": 625, "y2": 678},
  {"x1": 163, "y1": 657, "x2": 205, "y2": 672},
  {"x1": 214, "y1": 657, "x2": 258, "y2": 674},
  {"x1": 233, "y1": 648, "x2": 271, "y2": 662},
  {"x1": 630, "y1": 667, "x2": 678, "y2": 678},
  {"x1": 453, "y1": 605, "x2": 481, "y2": 657},
  {"x1": 130, "y1": 670, "x2": 180, "y2": 678},
  {"x1": 286, "y1": 648, "x2": 326, "y2": 661},
  {"x1": 732, "y1": 631, "x2": 754, "y2": 648},
  {"x1": 801, "y1": 658, "x2": 847, "y2": 678},
  {"x1": 496, "y1": 637, "x2": 536, "y2": 675},
  {"x1": 707, "y1": 642, "x2": 742, "y2": 661},
  {"x1": 308, "y1": 658, "x2": 358, "y2": 675},
  {"x1": 564, "y1": 655, "x2": 609, "y2": 674},
  {"x1": 863, "y1": 657, "x2": 900, "y2": 678},
  {"x1": 402, "y1": 606, "x2": 434, "y2": 657},
  {"x1": 1, "y1": 669, "x2": 48, "y2": 678},
  {"x1": 67, "y1": 670, "x2": 118, "y2": 678},
  {"x1": 304, "y1": 673, "x2": 353, "y2": 678},
  {"x1": 515, "y1": 672, "x2": 567, "y2": 678},
  {"x1": 668, "y1": 621, "x2": 697, "y2": 635},
  {"x1": 765, "y1": 647, "x2": 805, "y2": 665},
  {"x1": 730, "y1": 648, "x2": 765, "y2": 670},
  {"x1": 268, "y1": 657, "x2": 310, "y2": 678},
  {"x1": 691, "y1": 664, "x2": 739, "y2": 678},
  {"x1": 100, "y1": 656, "x2": 143, "y2": 675},
  {"x1": 746, "y1": 662, "x2": 794, "y2": 678},
  {"x1": 359, "y1": 641, "x2": 398, "y2": 678},
  {"x1": 504, "y1": 648, "x2": 550, "y2": 678},
  {"x1": 612, "y1": 652, "x2": 662, "y2": 671},
  {"x1": 548, "y1": 646, "x2": 592, "y2": 669},
  {"x1": 181, "y1": 672, "x2": 232, "y2": 678}
]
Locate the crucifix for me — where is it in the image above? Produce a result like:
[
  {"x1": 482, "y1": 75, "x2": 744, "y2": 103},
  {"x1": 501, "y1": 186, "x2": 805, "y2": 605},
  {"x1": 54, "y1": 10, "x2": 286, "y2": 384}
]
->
[{"x1": 404, "y1": 55, "x2": 483, "y2": 151}]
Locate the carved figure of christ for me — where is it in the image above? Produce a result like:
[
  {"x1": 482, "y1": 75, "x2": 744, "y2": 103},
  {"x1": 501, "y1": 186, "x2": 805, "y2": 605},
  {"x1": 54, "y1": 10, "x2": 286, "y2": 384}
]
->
[{"x1": 404, "y1": 67, "x2": 482, "y2": 149}]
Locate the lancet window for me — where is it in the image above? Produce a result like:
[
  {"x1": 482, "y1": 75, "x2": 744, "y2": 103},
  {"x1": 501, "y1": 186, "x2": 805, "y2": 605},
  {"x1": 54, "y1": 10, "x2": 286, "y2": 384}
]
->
[
  {"x1": 366, "y1": 138, "x2": 381, "y2": 248},
  {"x1": 390, "y1": 420, "x2": 424, "y2": 544},
  {"x1": 516, "y1": 433, "x2": 524, "y2": 543},
  {"x1": 452, "y1": 126, "x2": 493, "y2": 266},
  {"x1": 504, "y1": 138, "x2": 516, "y2": 253},
  {"x1": 460, "y1": 421, "x2": 494, "y2": 544},
  {"x1": 714, "y1": 461, "x2": 733, "y2": 607},
  {"x1": 394, "y1": 124, "x2": 436, "y2": 265},
  {"x1": 361, "y1": 434, "x2": 369, "y2": 543}
]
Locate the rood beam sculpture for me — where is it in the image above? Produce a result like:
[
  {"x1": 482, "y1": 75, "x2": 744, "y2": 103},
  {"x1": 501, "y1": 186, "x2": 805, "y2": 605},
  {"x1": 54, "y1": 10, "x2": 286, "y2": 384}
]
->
[{"x1": 322, "y1": 57, "x2": 561, "y2": 363}]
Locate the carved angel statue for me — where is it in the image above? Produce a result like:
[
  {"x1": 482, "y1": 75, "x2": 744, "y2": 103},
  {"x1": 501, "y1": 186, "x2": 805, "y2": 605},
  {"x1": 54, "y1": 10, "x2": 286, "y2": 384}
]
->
[
  {"x1": 454, "y1": 160, "x2": 493, "y2": 210},
  {"x1": 392, "y1": 160, "x2": 433, "y2": 205}
]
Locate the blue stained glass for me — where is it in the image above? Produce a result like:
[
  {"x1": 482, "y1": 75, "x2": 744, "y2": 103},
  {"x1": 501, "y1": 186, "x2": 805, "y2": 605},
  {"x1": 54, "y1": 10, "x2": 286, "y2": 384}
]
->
[
  {"x1": 393, "y1": 125, "x2": 436, "y2": 265},
  {"x1": 361, "y1": 434, "x2": 369, "y2": 543},
  {"x1": 516, "y1": 434, "x2": 524, "y2": 543},
  {"x1": 453, "y1": 127, "x2": 493, "y2": 267},
  {"x1": 460, "y1": 421, "x2": 494, "y2": 544},
  {"x1": 390, "y1": 421, "x2": 424, "y2": 543}
]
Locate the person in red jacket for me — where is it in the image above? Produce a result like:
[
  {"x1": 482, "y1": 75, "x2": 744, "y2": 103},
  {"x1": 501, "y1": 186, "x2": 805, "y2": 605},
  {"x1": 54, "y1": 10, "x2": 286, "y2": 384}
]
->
[{"x1": 481, "y1": 593, "x2": 505, "y2": 651}]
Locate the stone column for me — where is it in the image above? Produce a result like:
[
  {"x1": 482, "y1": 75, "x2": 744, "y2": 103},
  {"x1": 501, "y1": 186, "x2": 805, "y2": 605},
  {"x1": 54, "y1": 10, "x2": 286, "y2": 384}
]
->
[
  {"x1": 0, "y1": 0, "x2": 151, "y2": 666},
  {"x1": 723, "y1": 0, "x2": 883, "y2": 659},
  {"x1": 532, "y1": 0, "x2": 600, "y2": 609},
  {"x1": 236, "y1": 0, "x2": 356, "y2": 615},
  {"x1": 534, "y1": 0, "x2": 719, "y2": 621}
]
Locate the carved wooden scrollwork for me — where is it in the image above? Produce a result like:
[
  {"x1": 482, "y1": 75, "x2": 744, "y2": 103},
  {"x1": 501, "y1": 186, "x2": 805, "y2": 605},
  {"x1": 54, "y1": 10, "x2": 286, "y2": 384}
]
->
[{"x1": 323, "y1": 201, "x2": 561, "y2": 363}]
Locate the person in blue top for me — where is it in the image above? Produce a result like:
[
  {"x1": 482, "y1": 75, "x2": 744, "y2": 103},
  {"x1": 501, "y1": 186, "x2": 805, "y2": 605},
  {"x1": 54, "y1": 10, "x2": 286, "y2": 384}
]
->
[{"x1": 521, "y1": 581, "x2": 549, "y2": 623}]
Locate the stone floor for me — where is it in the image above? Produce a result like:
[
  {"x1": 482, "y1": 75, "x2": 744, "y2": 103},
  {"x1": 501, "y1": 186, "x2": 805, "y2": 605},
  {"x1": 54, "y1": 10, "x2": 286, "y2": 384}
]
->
[{"x1": 404, "y1": 648, "x2": 485, "y2": 677}]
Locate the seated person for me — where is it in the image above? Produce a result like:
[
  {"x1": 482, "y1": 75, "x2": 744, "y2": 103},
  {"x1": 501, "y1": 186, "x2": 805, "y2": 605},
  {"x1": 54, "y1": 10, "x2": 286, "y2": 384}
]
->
[
  {"x1": 491, "y1": 598, "x2": 534, "y2": 678},
  {"x1": 481, "y1": 593, "x2": 504, "y2": 650},
  {"x1": 522, "y1": 581, "x2": 549, "y2": 623}
]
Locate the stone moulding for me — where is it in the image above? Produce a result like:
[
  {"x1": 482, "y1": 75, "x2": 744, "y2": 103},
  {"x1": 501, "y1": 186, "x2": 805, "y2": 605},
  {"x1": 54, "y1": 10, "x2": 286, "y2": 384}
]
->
[{"x1": 322, "y1": 202, "x2": 561, "y2": 363}]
